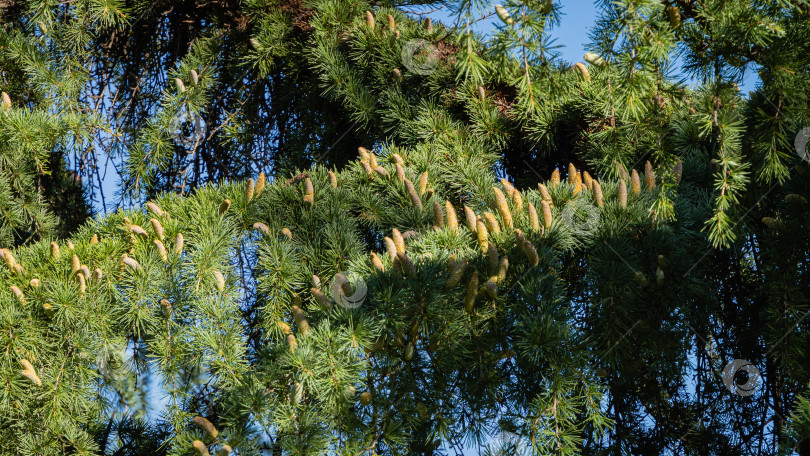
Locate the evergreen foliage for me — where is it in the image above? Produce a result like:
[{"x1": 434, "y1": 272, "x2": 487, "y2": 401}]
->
[{"x1": 1, "y1": 0, "x2": 810, "y2": 454}]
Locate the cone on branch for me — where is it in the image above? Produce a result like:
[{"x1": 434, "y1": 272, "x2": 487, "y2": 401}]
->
[
  {"x1": 418, "y1": 172, "x2": 428, "y2": 195},
  {"x1": 292, "y1": 302, "x2": 311, "y2": 335},
  {"x1": 584, "y1": 52, "x2": 606, "y2": 67},
  {"x1": 786, "y1": 194, "x2": 808, "y2": 209},
  {"x1": 550, "y1": 169, "x2": 560, "y2": 187},
  {"x1": 213, "y1": 270, "x2": 225, "y2": 292},
  {"x1": 291, "y1": 381, "x2": 303, "y2": 405},
  {"x1": 360, "y1": 160, "x2": 374, "y2": 179},
  {"x1": 1, "y1": 249, "x2": 15, "y2": 270},
  {"x1": 175, "y1": 233, "x2": 185, "y2": 255},
  {"x1": 566, "y1": 163, "x2": 576, "y2": 185},
  {"x1": 392, "y1": 228, "x2": 405, "y2": 254},
  {"x1": 433, "y1": 201, "x2": 444, "y2": 228},
  {"x1": 495, "y1": 4, "x2": 514, "y2": 25},
  {"x1": 328, "y1": 170, "x2": 338, "y2": 187},
  {"x1": 583, "y1": 171, "x2": 593, "y2": 190},
  {"x1": 130, "y1": 224, "x2": 148, "y2": 238},
  {"x1": 644, "y1": 161, "x2": 656, "y2": 189},
  {"x1": 192, "y1": 441, "x2": 209, "y2": 456},
  {"x1": 122, "y1": 255, "x2": 140, "y2": 270},
  {"x1": 668, "y1": 6, "x2": 681, "y2": 28},
  {"x1": 10, "y1": 286, "x2": 24, "y2": 303},
  {"x1": 50, "y1": 242, "x2": 60, "y2": 260},
  {"x1": 541, "y1": 201, "x2": 552, "y2": 229},
  {"x1": 384, "y1": 236, "x2": 399, "y2": 264},
  {"x1": 253, "y1": 222, "x2": 269, "y2": 236},
  {"x1": 515, "y1": 228, "x2": 525, "y2": 244},
  {"x1": 146, "y1": 201, "x2": 165, "y2": 216},
  {"x1": 303, "y1": 178, "x2": 314, "y2": 207},
  {"x1": 19, "y1": 359, "x2": 42, "y2": 387},
  {"x1": 193, "y1": 416, "x2": 219, "y2": 438},
  {"x1": 365, "y1": 11, "x2": 375, "y2": 30},
  {"x1": 618, "y1": 181, "x2": 628, "y2": 208},
  {"x1": 630, "y1": 170, "x2": 641, "y2": 195},
  {"x1": 487, "y1": 242, "x2": 499, "y2": 273},
  {"x1": 256, "y1": 172, "x2": 267, "y2": 197},
  {"x1": 398, "y1": 251, "x2": 416, "y2": 279},
  {"x1": 313, "y1": 286, "x2": 334, "y2": 313},
  {"x1": 70, "y1": 254, "x2": 80, "y2": 273},
  {"x1": 593, "y1": 180, "x2": 604, "y2": 207},
  {"x1": 500, "y1": 179, "x2": 516, "y2": 198},
  {"x1": 615, "y1": 161, "x2": 630, "y2": 181},
  {"x1": 404, "y1": 178, "x2": 423, "y2": 210},
  {"x1": 522, "y1": 239, "x2": 539, "y2": 266},
  {"x1": 404, "y1": 342, "x2": 415, "y2": 361},
  {"x1": 573, "y1": 173, "x2": 583, "y2": 195},
  {"x1": 493, "y1": 187, "x2": 513, "y2": 229},
  {"x1": 445, "y1": 201, "x2": 459, "y2": 231},
  {"x1": 370, "y1": 252, "x2": 385, "y2": 272},
  {"x1": 464, "y1": 206, "x2": 477, "y2": 232},
  {"x1": 574, "y1": 62, "x2": 591, "y2": 81},
  {"x1": 160, "y1": 299, "x2": 173, "y2": 318},
  {"x1": 483, "y1": 212, "x2": 501, "y2": 234},
  {"x1": 445, "y1": 259, "x2": 467, "y2": 289},
  {"x1": 482, "y1": 279, "x2": 498, "y2": 299},
  {"x1": 528, "y1": 202, "x2": 540, "y2": 231},
  {"x1": 43, "y1": 303, "x2": 56, "y2": 318},
  {"x1": 394, "y1": 163, "x2": 405, "y2": 182},
  {"x1": 152, "y1": 240, "x2": 167, "y2": 262},
  {"x1": 245, "y1": 178, "x2": 255, "y2": 202},
  {"x1": 219, "y1": 199, "x2": 231, "y2": 215}
]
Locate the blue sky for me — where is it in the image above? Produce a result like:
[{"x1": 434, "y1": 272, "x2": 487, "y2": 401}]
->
[{"x1": 420, "y1": 0, "x2": 760, "y2": 91}]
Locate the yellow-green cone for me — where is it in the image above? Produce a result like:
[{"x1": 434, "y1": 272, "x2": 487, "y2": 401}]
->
[
  {"x1": 483, "y1": 212, "x2": 501, "y2": 234},
  {"x1": 193, "y1": 416, "x2": 219, "y2": 439},
  {"x1": 631, "y1": 170, "x2": 641, "y2": 195},
  {"x1": 192, "y1": 441, "x2": 209, "y2": 456},
  {"x1": 541, "y1": 201, "x2": 552, "y2": 229},
  {"x1": 528, "y1": 202, "x2": 540, "y2": 231},
  {"x1": 464, "y1": 206, "x2": 477, "y2": 232},
  {"x1": 256, "y1": 172, "x2": 267, "y2": 197},
  {"x1": 618, "y1": 181, "x2": 628, "y2": 208},
  {"x1": 445, "y1": 201, "x2": 458, "y2": 231},
  {"x1": 476, "y1": 220, "x2": 488, "y2": 253},
  {"x1": 392, "y1": 228, "x2": 405, "y2": 254}
]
